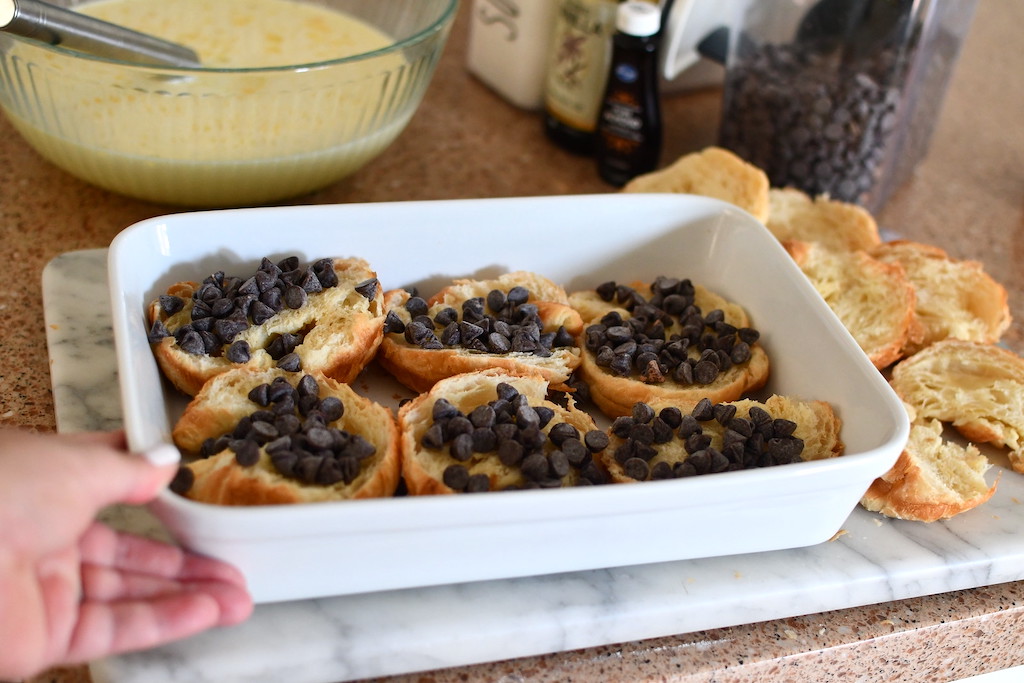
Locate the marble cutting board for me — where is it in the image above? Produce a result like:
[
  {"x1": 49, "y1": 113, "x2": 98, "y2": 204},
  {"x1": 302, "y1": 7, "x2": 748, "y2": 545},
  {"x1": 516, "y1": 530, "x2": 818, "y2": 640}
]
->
[{"x1": 43, "y1": 249, "x2": 1024, "y2": 683}]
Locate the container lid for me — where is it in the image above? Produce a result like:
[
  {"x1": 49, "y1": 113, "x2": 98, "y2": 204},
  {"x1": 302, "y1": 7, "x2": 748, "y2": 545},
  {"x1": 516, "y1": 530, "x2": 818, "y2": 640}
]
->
[{"x1": 617, "y1": 1, "x2": 661, "y2": 37}]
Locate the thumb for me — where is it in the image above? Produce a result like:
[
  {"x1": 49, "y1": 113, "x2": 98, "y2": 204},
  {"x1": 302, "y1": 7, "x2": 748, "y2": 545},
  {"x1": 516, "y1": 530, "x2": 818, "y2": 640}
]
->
[{"x1": 65, "y1": 442, "x2": 179, "y2": 511}]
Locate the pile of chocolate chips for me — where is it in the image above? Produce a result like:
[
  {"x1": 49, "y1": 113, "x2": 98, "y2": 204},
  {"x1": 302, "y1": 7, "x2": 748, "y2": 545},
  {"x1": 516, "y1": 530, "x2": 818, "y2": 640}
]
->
[
  {"x1": 421, "y1": 382, "x2": 610, "y2": 493},
  {"x1": 170, "y1": 374, "x2": 376, "y2": 496},
  {"x1": 719, "y1": 40, "x2": 906, "y2": 203},
  {"x1": 611, "y1": 398, "x2": 805, "y2": 481},
  {"x1": 147, "y1": 256, "x2": 379, "y2": 373},
  {"x1": 583, "y1": 277, "x2": 760, "y2": 385},
  {"x1": 383, "y1": 286, "x2": 576, "y2": 357}
]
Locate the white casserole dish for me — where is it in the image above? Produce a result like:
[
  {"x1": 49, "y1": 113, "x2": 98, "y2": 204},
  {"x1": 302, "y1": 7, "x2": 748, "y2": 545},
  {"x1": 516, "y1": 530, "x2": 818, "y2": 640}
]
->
[{"x1": 108, "y1": 193, "x2": 909, "y2": 604}]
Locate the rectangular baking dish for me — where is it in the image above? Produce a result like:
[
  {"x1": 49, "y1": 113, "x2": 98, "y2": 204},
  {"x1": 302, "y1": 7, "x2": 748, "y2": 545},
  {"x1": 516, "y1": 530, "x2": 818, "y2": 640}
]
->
[{"x1": 108, "y1": 194, "x2": 909, "y2": 603}]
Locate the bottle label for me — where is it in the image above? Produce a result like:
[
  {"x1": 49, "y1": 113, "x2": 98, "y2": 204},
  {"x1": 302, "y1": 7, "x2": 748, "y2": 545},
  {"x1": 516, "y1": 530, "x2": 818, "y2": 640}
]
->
[
  {"x1": 614, "y1": 63, "x2": 639, "y2": 84},
  {"x1": 544, "y1": 0, "x2": 618, "y2": 133},
  {"x1": 601, "y1": 95, "x2": 645, "y2": 144}
]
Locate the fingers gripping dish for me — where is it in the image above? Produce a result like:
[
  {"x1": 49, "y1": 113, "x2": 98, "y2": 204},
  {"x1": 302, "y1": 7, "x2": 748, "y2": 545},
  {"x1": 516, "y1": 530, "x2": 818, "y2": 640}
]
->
[
  {"x1": 601, "y1": 395, "x2": 842, "y2": 483},
  {"x1": 171, "y1": 368, "x2": 400, "y2": 505},
  {"x1": 397, "y1": 369, "x2": 610, "y2": 494},
  {"x1": 378, "y1": 271, "x2": 584, "y2": 393},
  {"x1": 569, "y1": 276, "x2": 770, "y2": 418},
  {"x1": 148, "y1": 256, "x2": 386, "y2": 396}
]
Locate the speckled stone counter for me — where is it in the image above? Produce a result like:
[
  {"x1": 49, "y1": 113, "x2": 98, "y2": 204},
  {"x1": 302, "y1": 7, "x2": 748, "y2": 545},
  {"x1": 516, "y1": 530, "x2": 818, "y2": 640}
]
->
[{"x1": 4, "y1": 1, "x2": 1024, "y2": 681}]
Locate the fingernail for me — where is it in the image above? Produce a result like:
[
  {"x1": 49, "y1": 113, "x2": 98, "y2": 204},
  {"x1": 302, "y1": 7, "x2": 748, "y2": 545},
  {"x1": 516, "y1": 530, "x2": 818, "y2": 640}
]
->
[{"x1": 143, "y1": 443, "x2": 181, "y2": 466}]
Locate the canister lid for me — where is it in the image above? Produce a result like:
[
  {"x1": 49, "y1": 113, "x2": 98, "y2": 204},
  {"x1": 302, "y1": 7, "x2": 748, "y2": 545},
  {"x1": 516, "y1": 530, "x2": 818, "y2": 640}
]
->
[{"x1": 617, "y1": 1, "x2": 661, "y2": 37}]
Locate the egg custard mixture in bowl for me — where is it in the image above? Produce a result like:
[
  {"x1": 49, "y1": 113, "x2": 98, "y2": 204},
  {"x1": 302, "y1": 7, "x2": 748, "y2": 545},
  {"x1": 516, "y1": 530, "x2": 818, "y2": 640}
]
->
[{"x1": 0, "y1": 0, "x2": 456, "y2": 206}]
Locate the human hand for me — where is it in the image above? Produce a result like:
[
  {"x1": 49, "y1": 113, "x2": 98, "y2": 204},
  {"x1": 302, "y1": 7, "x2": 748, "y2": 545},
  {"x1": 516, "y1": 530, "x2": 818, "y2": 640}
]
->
[{"x1": 0, "y1": 429, "x2": 253, "y2": 679}]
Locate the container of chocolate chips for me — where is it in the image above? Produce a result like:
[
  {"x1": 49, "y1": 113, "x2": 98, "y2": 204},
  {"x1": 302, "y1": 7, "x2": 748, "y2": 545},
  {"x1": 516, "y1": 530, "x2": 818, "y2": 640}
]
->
[{"x1": 716, "y1": 0, "x2": 977, "y2": 212}]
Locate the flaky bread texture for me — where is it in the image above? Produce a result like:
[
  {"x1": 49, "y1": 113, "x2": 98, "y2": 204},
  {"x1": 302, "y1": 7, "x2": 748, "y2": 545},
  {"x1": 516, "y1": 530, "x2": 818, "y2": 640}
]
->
[
  {"x1": 568, "y1": 283, "x2": 770, "y2": 418},
  {"x1": 622, "y1": 146, "x2": 770, "y2": 223},
  {"x1": 766, "y1": 188, "x2": 881, "y2": 252},
  {"x1": 378, "y1": 271, "x2": 583, "y2": 393},
  {"x1": 149, "y1": 257, "x2": 385, "y2": 396},
  {"x1": 602, "y1": 395, "x2": 843, "y2": 483},
  {"x1": 397, "y1": 369, "x2": 600, "y2": 495},
  {"x1": 869, "y1": 240, "x2": 1010, "y2": 355},
  {"x1": 890, "y1": 340, "x2": 1024, "y2": 473},
  {"x1": 785, "y1": 241, "x2": 921, "y2": 369},
  {"x1": 173, "y1": 368, "x2": 400, "y2": 505},
  {"x1": 861, "y1": 413, "x2": 996, "y2": 522}
]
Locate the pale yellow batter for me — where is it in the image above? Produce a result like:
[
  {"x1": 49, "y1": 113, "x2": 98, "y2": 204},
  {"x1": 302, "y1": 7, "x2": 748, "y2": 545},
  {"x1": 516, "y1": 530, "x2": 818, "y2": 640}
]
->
[
  {"x1": 2, "y1": 0, "x2": 411, "y2": 206},
  {"x1": 79, "y1": 0, "x2": 392, "y2": 68}
]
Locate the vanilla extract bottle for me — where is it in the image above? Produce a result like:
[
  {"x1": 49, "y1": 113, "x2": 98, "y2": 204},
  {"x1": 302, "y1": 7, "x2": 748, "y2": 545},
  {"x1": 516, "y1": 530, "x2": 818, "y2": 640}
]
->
[
  {"x1": 543, "y1": 0, "x2": 621, "y2": 154},
  {"x1": 595, "y1": 1, "x2": 662, "y2": 186}
]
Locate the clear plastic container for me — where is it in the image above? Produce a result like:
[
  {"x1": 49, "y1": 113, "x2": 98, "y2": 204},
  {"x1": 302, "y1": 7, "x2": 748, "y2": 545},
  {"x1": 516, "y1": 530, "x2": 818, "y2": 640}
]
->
[{"x1": 717, "y1": 0, "x2": 977, "y2": 212}]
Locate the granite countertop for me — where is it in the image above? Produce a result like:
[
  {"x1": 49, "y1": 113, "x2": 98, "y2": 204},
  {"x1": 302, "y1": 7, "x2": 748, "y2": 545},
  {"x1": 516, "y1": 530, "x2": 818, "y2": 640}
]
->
[{"x1": 3, "y1": 1, "x2": 1023, "y2": 681}]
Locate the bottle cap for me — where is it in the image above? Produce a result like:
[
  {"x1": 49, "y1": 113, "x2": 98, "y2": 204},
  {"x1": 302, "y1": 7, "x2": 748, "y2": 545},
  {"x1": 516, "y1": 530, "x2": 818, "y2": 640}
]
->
[{"x1": 616, "y1": 1, "x2": 661, "y2": 37}]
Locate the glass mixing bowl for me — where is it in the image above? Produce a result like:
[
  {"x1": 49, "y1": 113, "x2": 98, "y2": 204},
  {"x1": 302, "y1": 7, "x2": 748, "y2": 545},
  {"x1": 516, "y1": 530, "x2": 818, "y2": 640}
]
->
[{"x1": 0, "y1": 0, "x2": 458, "y2": 207}]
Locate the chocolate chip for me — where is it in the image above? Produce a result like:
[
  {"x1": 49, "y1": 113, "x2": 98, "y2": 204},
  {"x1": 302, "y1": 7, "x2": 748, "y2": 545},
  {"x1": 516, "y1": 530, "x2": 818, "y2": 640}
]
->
[
  {"x1": 623, "y1": 457, "x2": 650, "y2": 481},
  {"x1": 466, "y1": 473, "x2": 491, "y2": 493},
  {"x1": 487, "y1": 332, "x2": 512, "y2": 353},
  {"x1": 548, "y1": 450, "x2": 571, "y2": 478},
  {"x1": 275, "y1": 414, "x2": 301, "y2": 436},
  {"x1": 486, "y1": 289, "x2": 506, "y2": 311},
  {"x1": 177, "y1": 330, "x2": 205, "y2": 355},
  {"x1": 248, "y1": 383, "x2": 271, "y2": 406},
  {"x1": 562, "y1": 438, "x2": 589, "y2": 466},
  {"x1": 692, "y1": 398, "x2": 714, "y2": 421},
  {"x1": 147, "y1": 320, "x2": 170, "y2": 343},
  {"x1": 584, "y1": 430, "x2": 610, "y2": 452},
  {"x1": 450, "y1": 433, "x2": 474, "y2": 461},
  {"x1": 159, "y1": 294, "x2": 185, "y2": 315},
  {"x1": 214, "y1": 318, "x2": 248, "y2": 343},
  {"x1": 773, "y1": 418, "x2": 798, "y2": 438},
  {"x1": 260, "y1": 287, "x2": 282, "y2": 311},
  {"x1": 650, "y1": 461, "x2": 673, "y2": 480},
  {"x1": 442, "y1": 464, "x2": 470, "y2": 491},
  {"x1": 355, "y1": 278, "x2": 379, "y2": 300},
  {"x1": 319, "y1": 396, "x2": 344, "y2": 422},
  {"x1": 296, "y1": 268, "x2": 322, "y2": 295},
  {"x1": 498, "y1": 439, "x2": 525, "y2": 466},
  {"x1": 313, "y1": 259, "x2": 339, "y2": 288},
  {"x1": 383, "y1": 310, "x2": 406, "y2": 334},
  {"x1": 277, "y1": 256, "x2": 300, "y2": 272},
  {"x1": 283, "y1": 284, "x2": 307, "y2": 309},
  {"x1": 596, "y1": 281, "x2": 617, "y2": 301},
  {"x1": 422, "y1": 423, "x2": 445, "y2": 449},
  {"x1": 548, "y1": 422, "x2": 580, "y2": 446},
  {"x1": 713, "y1": 403, "x2": 737, "y2": 426},
  {"x1": 654, "y1": 408, "x2": 680, "y2": 430},
  {"x1": 277, "y1": 353, "x2": 301, "y2": 372},
  {"x1": 169, "y1": 466, "x2": 194, "y2": 494},
  {"x1": 534, "y1": 406, "x2": 555, "y2": 429},
  {"x1": 405, "y1": 296, "x2": 429, "y2": 317},
  {"x1": 520, "y1": 452, "x2": 549, "y2": 481},
  {"x1": 231, "y1": 439, "x2": 260, "y2": 466}
]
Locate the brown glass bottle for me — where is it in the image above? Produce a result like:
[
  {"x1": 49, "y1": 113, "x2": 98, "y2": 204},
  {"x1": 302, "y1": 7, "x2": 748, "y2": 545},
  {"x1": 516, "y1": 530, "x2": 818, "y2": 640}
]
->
[{"x1": 595, "y1": 1, "x2": 662, "y2": 185}]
